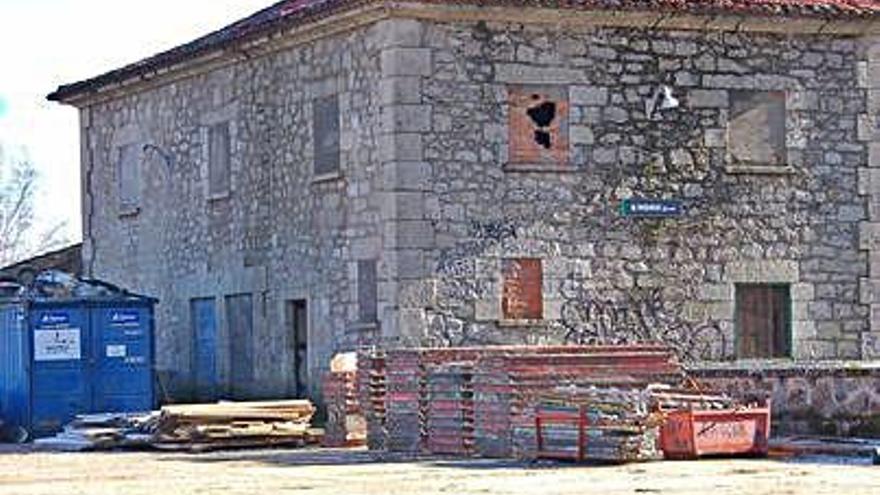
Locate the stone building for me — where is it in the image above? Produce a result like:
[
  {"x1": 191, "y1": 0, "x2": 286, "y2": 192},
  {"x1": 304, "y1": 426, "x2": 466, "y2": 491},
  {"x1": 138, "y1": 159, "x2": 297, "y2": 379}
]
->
[{"x1": 50, "y1": 1, "x2": 880, "y2": 407}]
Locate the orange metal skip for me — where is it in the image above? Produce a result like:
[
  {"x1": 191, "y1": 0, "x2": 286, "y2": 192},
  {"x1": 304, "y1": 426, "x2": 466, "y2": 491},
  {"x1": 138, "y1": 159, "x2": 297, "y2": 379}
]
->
[{"x1": 659, "y1": 404, "x2": 772, "y2": 460}]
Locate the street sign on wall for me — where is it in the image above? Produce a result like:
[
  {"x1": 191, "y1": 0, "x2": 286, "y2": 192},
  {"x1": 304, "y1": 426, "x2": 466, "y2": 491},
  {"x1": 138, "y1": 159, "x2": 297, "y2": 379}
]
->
[{"x1": 620, "y1": 198, "x2": 684, "y2": 218}]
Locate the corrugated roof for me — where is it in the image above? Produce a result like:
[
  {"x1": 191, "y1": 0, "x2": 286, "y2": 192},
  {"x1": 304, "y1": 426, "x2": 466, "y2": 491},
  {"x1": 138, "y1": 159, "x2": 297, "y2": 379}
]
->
[{"x1": 48, "y1": 0, "x2": 880, "y2": 103}]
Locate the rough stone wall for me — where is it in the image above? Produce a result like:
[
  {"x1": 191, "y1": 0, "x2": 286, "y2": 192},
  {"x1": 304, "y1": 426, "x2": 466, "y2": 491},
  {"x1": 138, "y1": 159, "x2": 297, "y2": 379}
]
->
[
  {"x1": 391, "y1": 19, "x2": 871, "y2": 361},
  {"x1": 80, "y1": 22, "x2": 392, "y2": 401},
  {"x1": 692, "y1": 363, "x2": 880, "y2": 436},
  {"x1": 859, "y1": 35, "x2": 880, "y2": 360}
]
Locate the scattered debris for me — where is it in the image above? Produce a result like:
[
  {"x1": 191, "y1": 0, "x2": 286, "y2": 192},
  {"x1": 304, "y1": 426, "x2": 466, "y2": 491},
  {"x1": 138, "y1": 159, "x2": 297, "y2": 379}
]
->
[
  {"x1": 22, "y1": 270, "x2": 134, "y2": 300},
  {"x1": 35, "y1": 401, "x2": 320, "y2": 453},
  {"x1": 33, "y1": 412, "x2": 158, "y2": 451}
]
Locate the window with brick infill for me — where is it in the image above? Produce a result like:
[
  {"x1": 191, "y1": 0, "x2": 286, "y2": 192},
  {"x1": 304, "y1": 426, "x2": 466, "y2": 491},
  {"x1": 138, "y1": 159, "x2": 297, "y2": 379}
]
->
[
  {"x1": 502, "y1": 258, "x2": 543, "y2": 320},
  {"x1": 508, "y1": 86, "x2": 569, "y2": 168},
  {"x1": 735, "y1": 284, "x2": 792, "y2": 358}
]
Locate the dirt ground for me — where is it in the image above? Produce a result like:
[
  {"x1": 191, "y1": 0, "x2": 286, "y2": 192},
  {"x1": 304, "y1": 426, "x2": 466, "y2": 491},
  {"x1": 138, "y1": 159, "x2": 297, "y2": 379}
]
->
[{"x1": 0, "y1": 447, "x2": 877, "y2": 495}]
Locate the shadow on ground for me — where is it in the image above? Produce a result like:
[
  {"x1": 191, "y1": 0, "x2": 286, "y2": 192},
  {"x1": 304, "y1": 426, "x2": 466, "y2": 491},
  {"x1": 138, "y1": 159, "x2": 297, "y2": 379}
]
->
[{"x1": 152, "y1": 448, "x2": 703, "y2": 471}]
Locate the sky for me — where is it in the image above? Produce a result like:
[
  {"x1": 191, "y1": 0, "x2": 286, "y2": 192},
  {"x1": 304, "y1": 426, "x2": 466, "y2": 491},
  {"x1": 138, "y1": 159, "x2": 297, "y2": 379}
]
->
[{"x1": 0, "y1": 0, "x2": 269, "y2": 255}]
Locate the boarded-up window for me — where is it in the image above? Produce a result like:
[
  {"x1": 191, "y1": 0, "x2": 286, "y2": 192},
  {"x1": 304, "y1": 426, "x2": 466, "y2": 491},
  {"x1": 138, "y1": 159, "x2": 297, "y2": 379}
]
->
[
  {"x1": 508, "y1": 86, "x2": 569, "y2": 167},
  {"x1": 735, "y1": 284, "x2": 791, "y2": 358},
  {"x1": 208, "y1": 122, "x2": 231, "y2": 196},
  {"x1": 728, "y1": 91, "x2": 787, "y2": 166},
  {"x1": 502, "y1": 258, "x2": 543, "y2": 320},
  {"x1": 117, "y1": 144, "x2": 140, "y2": 211},
  {"x1": 357, "y1": 260, "x2": 378, "y2": 323},
  {"x1": 313, "y1": 95, "x2": 340, "y2": 176}
]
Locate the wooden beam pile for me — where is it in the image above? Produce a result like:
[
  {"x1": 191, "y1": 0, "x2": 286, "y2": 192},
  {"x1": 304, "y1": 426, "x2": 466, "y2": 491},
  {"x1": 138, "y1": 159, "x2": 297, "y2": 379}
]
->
[
  {"x1": 322, "y1": 371, "x2": 366, "y2": 447},
  {"x1": 153, "y1": 400, "x2": 320, "y2": 452},
  {"x1": 425, "y1": 363, "x2": 475, "y2": 456},
  {"x1": 532, "y1": 386, "x2": 665, "y2": 463}
]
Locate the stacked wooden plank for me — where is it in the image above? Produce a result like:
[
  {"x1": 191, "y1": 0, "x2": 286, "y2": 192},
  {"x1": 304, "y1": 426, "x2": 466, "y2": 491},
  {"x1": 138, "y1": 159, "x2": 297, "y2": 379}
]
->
[
  {"x1": 356, "y1": 350, "x2": 387, "y2": 451},
  {"x1": 532, "y1": 386, "x2": 664, "y2": 463},
  {"x1": 153, "y1": 400, "x2": 319, "y2": 452},
  {"x1": 425, "y1": 363, "x2": 475, "y2": 456},
  {"x1": 33, "y1": 412, "x2": 159, "y2": 451},
  {"x1": 322, "y1": 371, "x2": 366, "y2": 447}
]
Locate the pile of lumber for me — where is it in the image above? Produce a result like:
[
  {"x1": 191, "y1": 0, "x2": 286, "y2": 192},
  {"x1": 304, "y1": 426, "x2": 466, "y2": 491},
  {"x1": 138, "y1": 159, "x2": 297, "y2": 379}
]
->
[
  {"x1": 153, "y1": 400, "x2": 321, "y2": 452},
  {"x1": 425, "y1": 363, "x2": 475, "y2": 456},
  {"x1": 530, "y1": 386, "x2": 665, "y2": 463},
  {"x1": 323, "y1": 370, "x2": 366, "y2": 447},
  {"x1": 33, "y1": 412, "x2": 159, "y2": 451}
]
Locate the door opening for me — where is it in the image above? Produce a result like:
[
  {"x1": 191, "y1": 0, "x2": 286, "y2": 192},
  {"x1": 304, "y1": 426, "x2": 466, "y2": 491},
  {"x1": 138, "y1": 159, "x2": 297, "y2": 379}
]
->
[{"x1": 286, "y1": 300, "x2": 308, "y2": 398}]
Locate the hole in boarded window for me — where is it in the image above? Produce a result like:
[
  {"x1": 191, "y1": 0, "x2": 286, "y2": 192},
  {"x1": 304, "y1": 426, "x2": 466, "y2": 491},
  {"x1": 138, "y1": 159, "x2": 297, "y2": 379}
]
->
[
  {"x1": 527, "y1": 101, "x2": 557, "y2": 149},
  {"x1": 508, "y1": 85, "x2": 569, "y2": 165}
]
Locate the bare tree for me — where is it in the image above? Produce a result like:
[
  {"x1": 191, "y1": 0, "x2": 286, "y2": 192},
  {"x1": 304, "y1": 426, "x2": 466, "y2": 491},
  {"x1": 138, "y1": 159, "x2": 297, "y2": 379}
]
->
[{"x1": 0, "y1": 144, "x2": 68, "y2": 267}]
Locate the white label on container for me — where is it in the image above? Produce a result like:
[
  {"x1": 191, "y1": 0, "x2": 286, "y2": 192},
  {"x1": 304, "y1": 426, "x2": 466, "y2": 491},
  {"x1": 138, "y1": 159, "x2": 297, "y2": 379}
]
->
[
  {"x1": 106, "y1": 344, "x2": 127, "y2": 358},
  {"x1": 34, "y1": 329, "x2": 81, "y2": 361}
]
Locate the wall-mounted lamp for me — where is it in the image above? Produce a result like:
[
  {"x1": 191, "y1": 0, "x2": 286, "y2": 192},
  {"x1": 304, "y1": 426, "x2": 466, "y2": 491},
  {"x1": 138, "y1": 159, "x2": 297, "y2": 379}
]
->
[{"x1": 645, "y1": 85, "x2": 680, "y2": 120}]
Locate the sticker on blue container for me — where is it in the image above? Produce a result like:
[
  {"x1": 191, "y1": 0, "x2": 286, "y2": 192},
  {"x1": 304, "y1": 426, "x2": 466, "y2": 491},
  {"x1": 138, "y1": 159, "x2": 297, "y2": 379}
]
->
[
  {"x1": 37, "y1": 312, "x2": 71, "y2": 328},
  {"x1": 109, "y1": 310, "x2": 140, "y2": 327},
  {"x1": 34, "y1": 328, "x2": 81, "y2": 361},
  {"x1": 106, "y1": 344, "x2": 127, "y2": 358}
]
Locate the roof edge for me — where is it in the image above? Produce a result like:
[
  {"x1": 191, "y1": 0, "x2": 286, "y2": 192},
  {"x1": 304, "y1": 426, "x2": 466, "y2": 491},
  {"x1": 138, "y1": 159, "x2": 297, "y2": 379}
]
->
[{"x1": 48, "y1": 0, "x2": 880, "y2": 106}]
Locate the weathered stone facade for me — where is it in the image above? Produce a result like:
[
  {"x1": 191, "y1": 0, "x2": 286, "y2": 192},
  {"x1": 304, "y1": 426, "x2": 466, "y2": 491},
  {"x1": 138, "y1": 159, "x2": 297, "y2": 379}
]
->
[
  {"x1": 57, "y1": 4, "x2": 880, "y2": 402},
  {"x1": 78, "y1": 21, "x2": 392, "y2": 400},
  {"x1": 396, "y1": 18, "x2": 877, "y2": 362}
]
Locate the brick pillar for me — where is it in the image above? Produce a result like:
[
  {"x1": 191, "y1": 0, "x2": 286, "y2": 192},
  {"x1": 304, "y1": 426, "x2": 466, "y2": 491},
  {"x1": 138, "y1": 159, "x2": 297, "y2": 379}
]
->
[{"x1": 858, "y1": 35, "x2": 880, "y2": 359}]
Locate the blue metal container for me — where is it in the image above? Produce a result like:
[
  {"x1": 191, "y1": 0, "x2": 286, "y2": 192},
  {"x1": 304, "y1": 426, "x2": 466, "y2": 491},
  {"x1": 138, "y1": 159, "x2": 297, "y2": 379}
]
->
[{"x1": 0, "y1": 296, "x2": 156, "y2": 438}]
